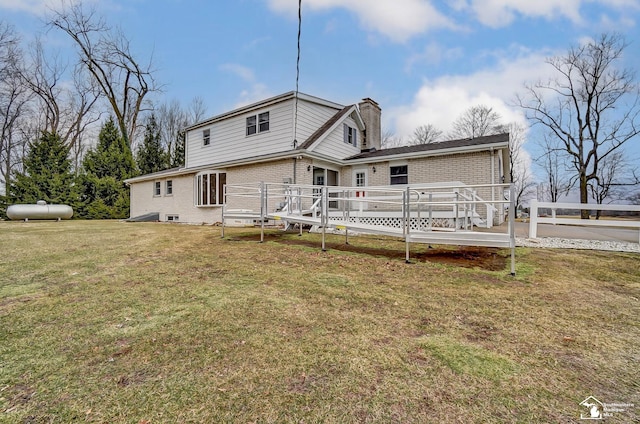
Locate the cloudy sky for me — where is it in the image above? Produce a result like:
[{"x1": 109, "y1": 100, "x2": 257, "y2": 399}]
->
[{"x1": 2, "y1": 0, "x2": 640, "y2": 162}]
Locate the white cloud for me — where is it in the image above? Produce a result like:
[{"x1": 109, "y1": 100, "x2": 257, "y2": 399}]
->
[
  {"x1": 405, "y1": 42, "x2": 464, "y2": 72},
  {"x1": 237, "y1": 83, "x2": 274, "y2": 108},
  {"x1": 0, "y1": 0, "x2": 62, "y2": 14},
  {"x1": 267, "y1": 0, "x2": 457, "y2": 42},
  {"x1": 219, "y1": 63, "x2": 256, "y2": 82},
  {"x1": 0, "y1": 0, "x2": 108, "y2": 15},
  {"x1": 459, "y1": 0, "x2": 640, "y2": 28},
  {"x1": 388, "y1": 49, "x2": 556, "y2": 139},
  {"x1": 469, "y1": 0, "x2": 583, "y2": 27},
  {"x1": 219, "y1": 63, "x2": 274, "y2": 107}
]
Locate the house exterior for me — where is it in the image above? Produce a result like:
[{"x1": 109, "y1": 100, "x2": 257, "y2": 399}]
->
[{"x1": 125, "y1": 91, "x2": 510, "y2": 224}]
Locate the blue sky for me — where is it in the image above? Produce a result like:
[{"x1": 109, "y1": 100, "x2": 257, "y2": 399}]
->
[{"x1": 2, "y1": 0, "x2": 640, "y2": 166}]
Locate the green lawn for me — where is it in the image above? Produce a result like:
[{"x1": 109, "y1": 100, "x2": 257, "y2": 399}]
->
[{"x1": 1, "y1": 221, "x2": 638, "y2": 423}]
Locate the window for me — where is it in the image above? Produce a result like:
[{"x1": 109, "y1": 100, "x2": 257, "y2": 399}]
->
[
  {"x1": 390, "y1": 165, "x2": 408, "y2": 185},
  {"x1": 166, "y1": 215, "x2": 179, "y2": 222},
  {"x1": 154, "y1": 181, "x2": 161, "y2": 196},
  {"x1": 203, "y1": 129, "x2": 210, "y2": 146},
  {"x1": 166, "y1": 180, "x2": 173, "y2": 195},
  {"x1": 246, "y1": 111, "x2": 269, "y2": 136},
  {"x1": 343, "y1": 124, "x2": 357, "y2": 146},
  {"x1": 258, "y1": 112, "x2": 269, "y2": 132},
  {"x1": 196, "y1": 172, "x2": 226, "y2": 206},
  {"x1": 246, "y1": 116, "x2": 256, "y2": 136}
]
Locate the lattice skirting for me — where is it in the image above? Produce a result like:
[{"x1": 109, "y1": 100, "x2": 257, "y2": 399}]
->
[{"x1": 328, "y1": 216, "x2": 460, "y2": 230}]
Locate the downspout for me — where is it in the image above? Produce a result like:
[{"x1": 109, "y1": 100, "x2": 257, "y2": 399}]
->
[
  {"x1": 490, "y1": 148, "x2": 496, "y2": 226},
  {"x1": 490, "y1": 147, "x2": 495, "y2": 201},
  {"x1": 293, "y1": 157, "x2": 297, "y2": 184}
]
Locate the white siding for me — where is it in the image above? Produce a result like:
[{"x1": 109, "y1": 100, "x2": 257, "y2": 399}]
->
[
  {"x1": 185, "y1": 98, "x2": 343, "y2": 168},
  {"x1": 313, "y1": 116, "x2": 361, "y2": 159},
  {"x1": 294, "y1": 101, "x2": 340, "y2": 144}
]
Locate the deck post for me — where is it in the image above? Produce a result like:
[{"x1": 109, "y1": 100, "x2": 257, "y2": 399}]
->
[
  {"x1": 428, "y1": 193, "x2": 433, "y2": 230},
  {"x1": 321, "y1": 186, "x2": 327, "y2": 252},
  {"x1": 221, "y1": 185, "x2": 227, "y2": 238},
  {"x1": 509, "y1": 184, "x2": 516, "y2": 276},
  {"x1": 529, "y1": 200, "x2": 538, "y2": 239},
  {"x1": 455, "y1": 191, "x2": 459, "y2": 230},
  {"x1": 260, "y1": 182, "x2": 265, "y2": 243},
  {"x1": 405, "y1": 188, "x2": 411, "y2": 263}
]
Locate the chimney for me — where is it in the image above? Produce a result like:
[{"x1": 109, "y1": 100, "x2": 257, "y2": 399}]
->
[{"x1": 358, "y1": 98, "x2": 381, "y2": 151}]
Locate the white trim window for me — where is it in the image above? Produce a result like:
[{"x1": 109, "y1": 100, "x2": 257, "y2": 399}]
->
[
  {"x1": 343, "y1": 124, "x2": 357, "y2": 146},
  {"x1": 195, "y1": 172, "x2": 227, "y2": 206},
  {"x1": 203, "y1": 129, "x2": 211, "y2": 146},
  {"x1": 154, "y1": 181, "x2": 161, "y2": 196},
  {"x1": 246, "y1": 111, "x2": 269, "y2": 136},
  {"x1": 165, "y1": 180, "x2": 173, "y2": 196},
  {"x1": 390, "y1": 165, "x2": 408, "y2": 185}
]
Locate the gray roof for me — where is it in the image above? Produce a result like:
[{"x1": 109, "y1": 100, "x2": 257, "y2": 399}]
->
[{"x1": 346, "y1": 133, "x2": 509, "y2": 160}]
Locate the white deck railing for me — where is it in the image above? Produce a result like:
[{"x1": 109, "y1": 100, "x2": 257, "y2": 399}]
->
[
  {"x1": 223, "y1": 182, "x2": 516, "y2": 273},
  {"x1": 528, "y1": 200, "x2": 640, "y2": 242}
]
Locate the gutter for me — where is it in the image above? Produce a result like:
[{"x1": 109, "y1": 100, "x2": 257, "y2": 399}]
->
[{"x1": 125, "y1": 141, "x2": 509, "y2": 185}]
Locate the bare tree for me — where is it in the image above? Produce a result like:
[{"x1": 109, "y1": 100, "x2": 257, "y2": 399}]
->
[
  {"x1": 153, "y1": 96, "x2": 208, "y2": 168},
  {"x1": 449, "y1": 105, "x2": 502, "y2": 139},
  {"x1": 588, "y1": 151, "x2": 639, "y2": 217},
  {"x1": 188, "y1": 96, "x2": 207, "y2": 123},
  {"x1": 589, "y1": 151, "x2": 622, "y2": 216},
  {"x1": 517, "y1": 33, "x2": 640, "y2": 218},
  {"x1": 20, "y1": 37, "x2": 102, "y2": 168},
  {"x1": 536, "y1": 133, "x2": 572, "y2": 203},
  {"x1": 49, "y1": 2, "x2": 160, "y2": 145},
  {"x1": 381, "y1": 128, "x2": 403, "y2": 148},
  {"x1": 156, "y1": 99, "x2": 187, "y2": 164},
  {"x1": 409, "y1": 124, "x2": 442, "y2": 145},
  {"x1": 449, "y1": 106, "x2": 533, "y2": 207},
  {"x1": 0, "y1": 22, "x2": 31, "y2": 196},
  {"x1": 508, "y1": 123, "x2": 536, "y2": 210},
  {"x1": 627, "y1": 190, "x2": 640, "y2": 205}
]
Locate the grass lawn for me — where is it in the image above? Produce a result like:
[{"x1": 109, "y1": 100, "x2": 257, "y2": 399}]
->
[{"x1": 1, "y1": 220, "x2": 638, "y2": 423}]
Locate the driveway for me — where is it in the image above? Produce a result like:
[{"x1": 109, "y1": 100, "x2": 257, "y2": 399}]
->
[{"x1": 514, "y1": 222, "x2": 639, "y2": 244}]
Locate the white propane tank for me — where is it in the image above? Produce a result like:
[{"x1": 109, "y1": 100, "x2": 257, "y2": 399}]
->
[{"x1": 7, "y1": 200, "x2": 74, "y2": 221}]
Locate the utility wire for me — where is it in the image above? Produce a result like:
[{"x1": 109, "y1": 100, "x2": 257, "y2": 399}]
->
[{"x1": 293, "y1": 0, "x2": 302, "y2": 149}]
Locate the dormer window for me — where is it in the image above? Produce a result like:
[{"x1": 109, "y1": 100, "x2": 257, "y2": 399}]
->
[
  {"x1": 344, "y1": 124, "x2": 357, "y2": 146},
  {"x1": 246, "y1": 111, "x2": 269, "y2": 136}
]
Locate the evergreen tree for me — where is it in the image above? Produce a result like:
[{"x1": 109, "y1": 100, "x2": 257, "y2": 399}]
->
[
  {"x1": 136, "y1": 114, "x2": 169, "y2": 174},
  {"x1": 9, "y1": 131, "x2": 80, "y2": 209},
  {"x1": 171, "y1": 130, "x2": 185, "y2": 168},
  {"x1": 80, "y1": 117, "x2": 137, "y2": 219}
]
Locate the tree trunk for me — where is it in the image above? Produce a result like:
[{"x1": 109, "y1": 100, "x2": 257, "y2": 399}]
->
[{"x1": 579, "y1": 173, "x2": 590, "y2": 219}]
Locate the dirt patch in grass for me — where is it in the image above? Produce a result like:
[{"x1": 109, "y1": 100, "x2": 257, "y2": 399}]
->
[{"x1": 230, "y1": 231, "x2": 507, "y2": 271}]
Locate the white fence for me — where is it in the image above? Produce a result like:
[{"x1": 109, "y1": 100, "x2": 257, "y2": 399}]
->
[{"x1": 528, "y1": 200, "x2": 640, "y2": 242}]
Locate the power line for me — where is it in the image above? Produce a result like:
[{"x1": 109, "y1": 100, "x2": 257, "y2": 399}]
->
[{"x1": 293, "y1": 0, "x2": 302, "y2": 149}]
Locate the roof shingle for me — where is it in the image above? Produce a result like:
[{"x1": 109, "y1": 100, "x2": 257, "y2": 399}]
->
[{"x1": 346, "y1": 133, "x2": 509, "y2": 160}]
